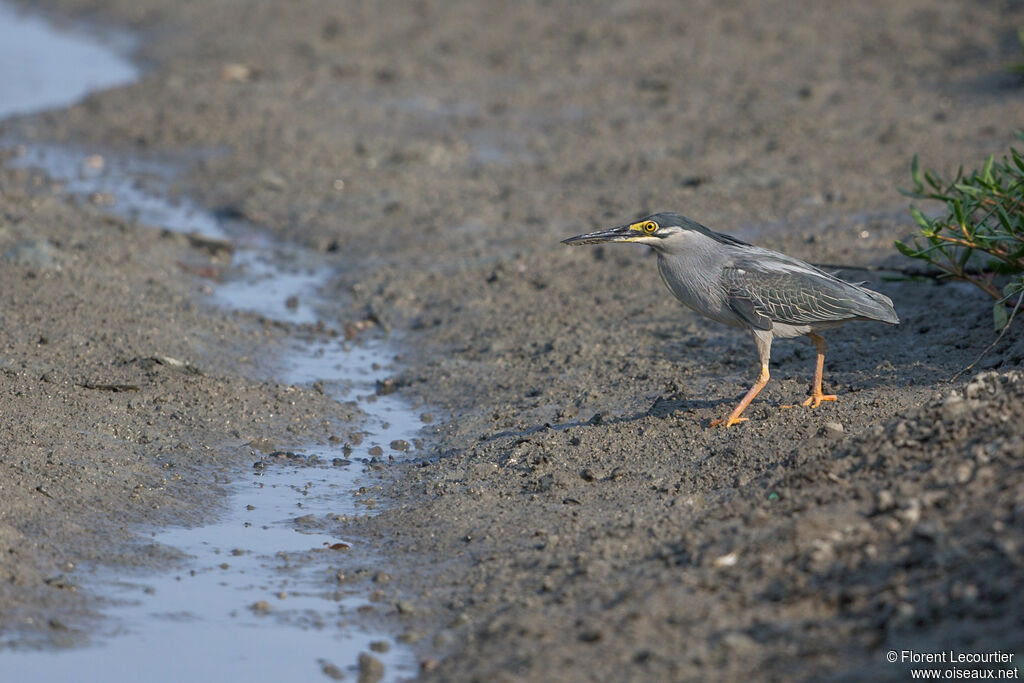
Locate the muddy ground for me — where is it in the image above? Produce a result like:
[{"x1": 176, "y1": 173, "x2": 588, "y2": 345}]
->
[{"x1": 2, "y1": 0, "x2": 1023, "y2": 678}]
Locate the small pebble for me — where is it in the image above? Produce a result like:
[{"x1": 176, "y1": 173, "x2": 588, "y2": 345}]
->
[
  {"x1": 250, "y1": 600, "x2": 271, "y2": 613},
  {"x1": 320, "y1": 661, "x2": 345, "y2": 680},
  {"x1": 369, "y1": 640, "x2": 390, "y2": 653},
  {"x1": 712, "y1": 551, "x2": 739, "y2": 568},
  {"x1": 390, "y1": 439, "x2": 410, "y2": 452},
  {"x1": 357, "y1": 653, "x2": 384, "y2": 683},
  {"x1": 821, "y1": 422, "x2": 844, "y2": 436},
  {"x1": 368, "y1": 446, "x2": 383, "y2": 456},
  {"x1": 875, "y1": 490, "x2": 896, "y2": 513},
  {"x1": 220, "y1": 62, "x2": 253, "y2": 81}
]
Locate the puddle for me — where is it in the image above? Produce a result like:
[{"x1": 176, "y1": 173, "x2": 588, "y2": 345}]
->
[
  {"x1": 7, "y1": 143, "x2": 334, "y2": 326},
  {"x1": 0, "y1": 2, "x2": 137, "y2": 119},
  {"x1": 0, "y1": 4, "x2": 425, "y2": 679},
  {"x1": 2, "y1": 461, "x2": 418, "y2": 682}
]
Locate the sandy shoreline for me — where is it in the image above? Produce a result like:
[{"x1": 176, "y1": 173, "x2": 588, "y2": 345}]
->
[{"x1": 2, "y1": 0, "x2": 1022, "y2": 678}]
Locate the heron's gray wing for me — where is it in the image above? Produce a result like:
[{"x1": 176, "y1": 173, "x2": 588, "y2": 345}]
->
[
  {"x1": 727, "y1": 295, "x2": 773, "y2": 331},
  {"x1": 723, "y1": 265, "x2": 868, "y2": 326}
]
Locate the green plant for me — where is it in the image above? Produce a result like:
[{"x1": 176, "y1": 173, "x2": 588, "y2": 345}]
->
[{"x1": 896, "y1": 133, "x2": 1024, "y2": 330}]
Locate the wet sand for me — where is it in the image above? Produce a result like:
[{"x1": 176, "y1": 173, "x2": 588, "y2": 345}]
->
[{"x1": 2, "y1": 0, "x2": 1023, "y2": 679}]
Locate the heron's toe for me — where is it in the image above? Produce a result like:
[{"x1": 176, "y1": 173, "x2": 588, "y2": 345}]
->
[{"x1": 802, "y1": 394, "x2": 837, "y2": 409}]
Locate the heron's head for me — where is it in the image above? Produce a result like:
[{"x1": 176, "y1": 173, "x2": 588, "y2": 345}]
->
[{"x1": 561, "y1": 212, "x2": 732, "y2": 253}]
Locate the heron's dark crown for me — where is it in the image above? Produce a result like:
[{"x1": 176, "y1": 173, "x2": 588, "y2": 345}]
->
[{"x1": 642, "y1": 212, "x2": 750, "y2": 247}]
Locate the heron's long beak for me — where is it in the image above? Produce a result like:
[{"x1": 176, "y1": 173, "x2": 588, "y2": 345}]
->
[{"x1": 561, "y1": 224, "x2": 638, "y2": 245}]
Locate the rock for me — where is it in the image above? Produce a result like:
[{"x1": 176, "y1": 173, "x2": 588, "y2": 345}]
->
[
  {"x1": 941, "y1": 392, "x2": 968, "y2": 421},
  {"x1": 954, "y1": 462, "x2": 974, "y2": 484},
  {"x1": 874, "y1": 489, "x2": 896, "y2": 514},
  {"x1": 896, "y1": 498, "x2": 922, "y2": 526},
  {"x1": 712, "y1": 551, "x2": 739, "y2": 568},
  {"x1": 390, "y1": 439, "x2": 410, "y2": 452},
  {"x1": 375, "y1": 378, "x2": 397, "y2": 395},
  {"x1": 320, "y1": 660, "x2": 345, "y2": 680},
  {"x1": 220, "y1": 63, "x2": 253, "y2": 81},
  {"x1": 357, "y1": 653, "x2": 384, "y2": 683},
  {"x1": 821, "y1": 422, "x2": 844, "y2": 436}
]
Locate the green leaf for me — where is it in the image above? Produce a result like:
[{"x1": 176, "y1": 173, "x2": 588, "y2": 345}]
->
[
  {"x1": 910, "y1": 155, "x2": 922, "y2": 190},
  {"x1": 997, "y1": 205, "x2": 1013, "y2": 231},
  {"x1": 909, "y1": 205, "x2": 930, "y2": 229},
  {"x1": 894, "y1": 240, "x2": 918, "y2": 258},
  {"x1": 982, "y1": 155, "x2": 995, "y2": 184},
  {"x1": 952, "y1": 198, "x2": 966, "y2": 228},
  {"x1": 994, "y1": 300, "x2": 1009, "y2": 331},
  {"x1": 1010, "y1": 149, "x2": 1024, "y2": 174}
]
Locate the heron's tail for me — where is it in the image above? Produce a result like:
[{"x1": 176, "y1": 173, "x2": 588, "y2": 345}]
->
[{"x1": 858, "y1": 287, "x2": 899, "y2": 325}]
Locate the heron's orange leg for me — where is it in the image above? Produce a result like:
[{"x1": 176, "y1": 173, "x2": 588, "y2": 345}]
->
[
  {"x1": 711, "y1": 363, "x2": 770, "y2": 427},
  {"x1": 802, "y1": 333, "x2": 837, "y2": 408}
]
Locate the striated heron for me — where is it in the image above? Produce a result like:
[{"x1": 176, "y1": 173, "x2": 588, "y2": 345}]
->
[{"x1": 562, "y1": 212, "x2": 898, "y2": 427}]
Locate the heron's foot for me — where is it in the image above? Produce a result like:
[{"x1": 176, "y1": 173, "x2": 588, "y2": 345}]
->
[
  {"x1": 710, "y1": 415, "x2": 748, "y2": 428},
  {"x1": 802, "y1": 393, "x2": 837, "y2": 409}
]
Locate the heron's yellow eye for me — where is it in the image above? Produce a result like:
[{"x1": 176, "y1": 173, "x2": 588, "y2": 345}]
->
[{"x1": 643, "y1": 221, "x2": 658, "y2": 234}]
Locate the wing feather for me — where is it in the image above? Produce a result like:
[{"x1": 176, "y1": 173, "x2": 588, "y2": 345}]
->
[{"x1": 723, "y1": 260, "x2": 887, "y2": 326}]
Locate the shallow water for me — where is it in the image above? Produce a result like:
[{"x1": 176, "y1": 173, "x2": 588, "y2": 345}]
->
[
  {"x1": 3, "y1": 143, "x2": 424, "y2": 681},
  {"x1": 2, "y1": 461, "x2": 418, "y2": 682},
  {"x1": 0, "y1": 2, "x2": 137, "y2": 119},
  {"x1": 0, "y1": 4, "x2": 423, "y2": 680}
]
